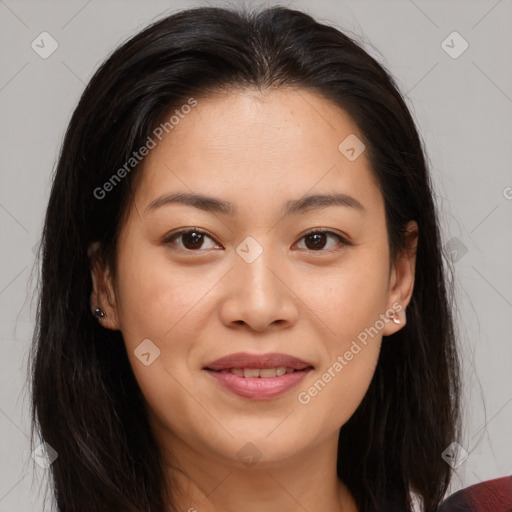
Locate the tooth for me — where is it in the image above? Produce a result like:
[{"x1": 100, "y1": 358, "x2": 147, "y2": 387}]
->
[
  {"x1": 259, "y1": 368, "x2": 277, "y2": 378},
  {"x1": 231, "y1": 368, "x2": 244, "y2": 377},
  {"x1": 286, "y1": 368, "x2": 295, "y2": 373},
  {"x1": 243, "y1": 368, "x2": 260, "y2": 378},
  {"x1": 275, "y1": 366, "x2": 287, "y2": 376}
]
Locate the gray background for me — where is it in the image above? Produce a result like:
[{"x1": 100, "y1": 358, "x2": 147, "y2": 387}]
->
[{"x1": 1, "y1": 0, "x2": 511, "y2": 510}]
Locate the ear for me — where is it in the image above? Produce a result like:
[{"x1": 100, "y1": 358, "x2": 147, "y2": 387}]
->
[
  {"x1": 88, "y1": 241, "x2": 120, "y2": 330},
  {"x1": 381, "y1": 220, "x2": 418, "y2": 336}
]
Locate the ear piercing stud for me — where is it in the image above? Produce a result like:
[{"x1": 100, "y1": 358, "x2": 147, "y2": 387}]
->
[
  {"x1": 94, "y1": 308, "x2": 106, "y2": 319},
  {"x1": 390, "y1": 311, "x2": 401, "y2": 324}
]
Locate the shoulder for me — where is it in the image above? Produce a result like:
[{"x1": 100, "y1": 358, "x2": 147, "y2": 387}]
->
[{"x1": 438, "y1": 476, "x2": 512, "y2": 511}]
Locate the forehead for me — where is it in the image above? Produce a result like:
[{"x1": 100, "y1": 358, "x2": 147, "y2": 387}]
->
[{"x1": 131, "y1": 87, "x2": 383, "y2": 219}]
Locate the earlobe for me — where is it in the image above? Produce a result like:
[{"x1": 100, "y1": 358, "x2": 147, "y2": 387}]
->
[
  {"x1": 88, "y1": 242, "x2": 120, "y2": 331},
  {"x1": 382, "y1": 220, "x2": 418, "y2": 336}
]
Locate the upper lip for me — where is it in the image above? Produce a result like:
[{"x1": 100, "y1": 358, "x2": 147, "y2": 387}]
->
[{"x1": 204, "y1": 352, "x2": 314, "y2": 371}]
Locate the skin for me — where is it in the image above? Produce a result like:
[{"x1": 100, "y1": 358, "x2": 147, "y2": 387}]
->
[{"x1": 90, "y1": 87, "x2": 418, "y2": 512}]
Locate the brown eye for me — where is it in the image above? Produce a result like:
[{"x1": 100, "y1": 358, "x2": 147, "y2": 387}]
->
[
  {"x1": 180, "y1": 231, "x2": 205, "y2": 250},
  {"x1": 164, "y1": 228, "x2": 349, "y2": 254},
  {"x1": 165, "y1": 229, "x2": 220, "y2": 251},
  {"x1": 295, "y1": 230, "x2": 349, "y2": 252}
]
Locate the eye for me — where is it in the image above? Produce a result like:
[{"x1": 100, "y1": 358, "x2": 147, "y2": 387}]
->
[
  {"x1": 163, "y1": 228, "x2": 350, "y2": 253},
  {"x1": 293, "y1": 229, "x2": 350, "y2": 252},
  {"x1": 163, "y1": 228, "x2": 221, "y2": 251}
]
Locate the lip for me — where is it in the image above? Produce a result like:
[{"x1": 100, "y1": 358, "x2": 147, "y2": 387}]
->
[
  {"x1": 203, "y1": 352, "x2": 314, "y2": 400},
  {"x1": 204, "y1": 352, "x2": 314, "y2": 371}
]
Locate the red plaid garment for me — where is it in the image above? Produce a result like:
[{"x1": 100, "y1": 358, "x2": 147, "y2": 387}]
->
[{"x1": 438, "y1": 476, "x2": 512, "y2": 512}]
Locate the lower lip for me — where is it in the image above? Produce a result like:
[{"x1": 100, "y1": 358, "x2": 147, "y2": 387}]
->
[{"x1": 204, "y1": 369, "x2": 312, "y2": 400}]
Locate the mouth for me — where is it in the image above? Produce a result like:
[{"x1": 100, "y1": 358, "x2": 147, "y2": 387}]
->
[
  {"x1": 204, "y1": 352, "x2": 314, "y2": 371},
  {"x1": 207, "y1": 367, "x2": 304, "y2": 378},
  {"x1": 203, "y1": 352, "x2": 314, "y2": 400}
]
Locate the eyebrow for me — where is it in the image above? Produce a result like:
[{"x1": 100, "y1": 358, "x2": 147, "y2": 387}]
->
[{"x1": 144, "y1": 191, "x2": 365, "y2": 216}]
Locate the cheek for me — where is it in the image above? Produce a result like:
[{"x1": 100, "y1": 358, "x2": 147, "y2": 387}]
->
[
  {"x1": 114, "y1": 244, "x2": 201, "y2": 344},
  {"x1": 291, "y1": 249, "x2": 388, "y2": 428},
  {"x1": 113, "y1": 248, "x2": 209, "y2": 438},
  {"x1": 296, "y1": 282, "x2": 385, "y2": 434},
  {"x1": 299, "y1": 342, "x2": 381, "y2": 437},
  {"x1": 113, "y1": 246, "x2": 192, "y2": 394},
  {"x1": 295, "y1": 247, "x2": 391, "y2": 345},
  {"x1": 113, "y1": 244, "x2": 223, "y2": 417}
]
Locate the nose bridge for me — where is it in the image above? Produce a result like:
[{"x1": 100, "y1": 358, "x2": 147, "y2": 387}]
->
[
  {"x1": 234, "y1": 234, "x2": 284, "y2": 300},
  {"x1": 218, "y1": 233, "x2": 298, "y2": 331}
]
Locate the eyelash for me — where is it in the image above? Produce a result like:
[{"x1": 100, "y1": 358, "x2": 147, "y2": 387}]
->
[{"x1": 163, "y1": 228, "x2": 351, "y2": 254}]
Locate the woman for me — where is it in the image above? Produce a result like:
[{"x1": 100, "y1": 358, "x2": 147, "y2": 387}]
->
[{"x1": 30, "y1": 5, "x2": 461, "y2": 511}]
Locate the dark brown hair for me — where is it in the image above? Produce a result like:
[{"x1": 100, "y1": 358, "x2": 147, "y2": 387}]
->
[{"x1": 30, "y1": 5, "x2": 460, "y2": 511}]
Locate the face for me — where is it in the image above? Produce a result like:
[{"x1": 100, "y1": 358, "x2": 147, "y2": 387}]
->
[{"x1": 91, "y1": 87, "x2": 417, "y2": 473}]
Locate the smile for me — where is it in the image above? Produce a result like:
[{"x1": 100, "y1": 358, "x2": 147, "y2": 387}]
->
[{"x1": 213, "y1": 367, "x2": 298, "y2": 378}]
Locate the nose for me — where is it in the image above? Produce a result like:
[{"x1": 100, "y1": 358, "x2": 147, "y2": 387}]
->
[{"x1": 218, "y1": 246, "x2": 299, "y2": 332}]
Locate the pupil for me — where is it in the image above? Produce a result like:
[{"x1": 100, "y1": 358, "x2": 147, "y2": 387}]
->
[
  {"x1": 306, "y1": 233, "x2": 326, "y2": 250},
  {"x1": 185, "y1": 231, "x2": 203, "y2": 249}
]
